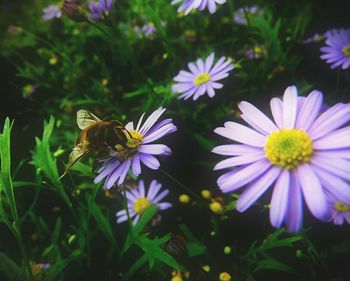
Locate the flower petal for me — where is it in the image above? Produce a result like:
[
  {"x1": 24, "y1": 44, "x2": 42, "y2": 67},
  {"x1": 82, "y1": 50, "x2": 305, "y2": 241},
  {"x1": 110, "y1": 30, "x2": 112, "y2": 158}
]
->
[
  {"x1": 282, "y1": 86, "x2": 298, "y2": 129},
  {"x1": 139, "y1": 144, "x2": 171, "y2": 155},
  {"x1": 297, "y1": 164, "x2": 330, "y2": 221},
  {"x1": 270, "y1": 98, "x2": 283, "y2": 128},
  {"x1": 239, "y1": 101, "x2": 279, "y2": 135},
  {"x1": 214, "y1": 152, "x2": 265, "y2": 170},
  {"x1": 212, "y1": 144, "x2": 262, "y2": 156},
  {"x1": 313, "y1": 126, "x2": 350, "y2": 150},
  {"x1": 308, "y1": 103, "x2": 350, "y2": 139},
  {"x1": 217, "y1": 159, "x2": 272, "y2": 193},
  {"x1": 214, "y1": 122, "x2": 266, "y2": 147},
  {"x1": 139, "y1": 153, "x2": 160, "y2": 170},
  {"x1": 269, "y1": 170, "x2": 290, "y2": 228},
  {"x1": 236, "y1": 166, "x2": 281, "y2": 212},
  {"x1": 295, "y1": 90, "x2": 323, "y2": 131},
  {"x1": 285, "y1": 172, "x2": 303, "y2": 233}
]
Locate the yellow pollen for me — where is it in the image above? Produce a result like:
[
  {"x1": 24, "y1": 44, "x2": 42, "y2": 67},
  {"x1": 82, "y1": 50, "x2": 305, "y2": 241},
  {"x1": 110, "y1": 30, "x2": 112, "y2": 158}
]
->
[
  {"x1": 194, "y1": 73, "x2": 211, "y2": 86},
  {"x1": 342, "y1": 44, "x2": 350, "y2": 57},
  {"x1": 133, "y1": 197, "x2": 151, "y2": 214},
  {"x1": 264, "y1": 129, "x2": 314, "y2": 170},
  {"x1": 334, "y1": 201, "x2": 350, "y2": 213},
  {"x1": 126, "y1": 130, "x2": 143, "y2": 149}
]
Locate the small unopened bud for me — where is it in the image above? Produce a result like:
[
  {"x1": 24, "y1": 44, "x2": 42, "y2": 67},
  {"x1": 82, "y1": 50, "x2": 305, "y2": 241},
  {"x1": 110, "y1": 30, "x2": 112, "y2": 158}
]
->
[
  {"x1": 219, "y1": 272, "x2": 231, "y2": 281},
  {"x1": 60, "y1": 0, "x2": 86, "y2": 22},
  {"x1": 209, "y1": 201, "x2": 224, "y2": 214}
]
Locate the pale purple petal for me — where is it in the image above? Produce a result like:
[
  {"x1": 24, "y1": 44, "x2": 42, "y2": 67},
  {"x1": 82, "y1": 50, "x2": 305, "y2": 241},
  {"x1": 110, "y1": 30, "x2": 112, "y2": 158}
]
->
[
  {"x1": 270, "y1": 98, "x2": 283, "y2": 128},
  {"x1": 214, "y1": 152, "x2": 265, "y2": 170},
  {"x1": 138, "y1": 144, "x2": 171, "y2": 155},
  {"x1": 236, "y1": 166, "x2": 281, "y2": 212},
  {"x1": 139, "y1": 107, "x2": 166, "y2": 134},
  {"x1": 214, "y1": 122, "x2": 266, "y2": 147},
  {"x1": 217, "y1": 159, "x2": 272, "y2": 193},
  {"x1": 297, "y1": 164, "x2": 330, "y2": 221},
  {"x1": 131, "y1": 155, "x2": 141, "y2": 176},
  {"x1": 282, "y1": 86, "x2": 298, "y2": 129},
  {"x1": 152, "y1": 189, "x2": 170, "y2": 203},
  {"x1": 311, "y1": 154, "x2": 350, "y2": 181},
  {"x1": 312, "y1": 166, "x2": 350, "y2": 205},
  {"x1": 269, "y1": 170, "x2": 290, "y2": 228},
  {"x1": 212, "y1": 144, "x2": 262, "y2": 156},
  {"x1": 138, "y1": 180, "x2": 145, "y2": 197},
  {"x1": 239, "y1": 101, "x2": 279, "y2": 135},
  {"x1": 158, "y1": 202, "x2": 172, "y2": 210},
  {"x1": 308, "y1": 103, "x2": 350, "y2": 139},
  {"x1": 139, "y1": 153, "x2": 160, "y2": 170},
  {"x1": 147, "y1": 180, "x2": 162, "y2": 201},
  {"x1": 313, "y1": 126, "x2": 350, "y2": 149},
  {"x1": 295, "y1": 90, "x2": 323, "y2": 131},
  {"x1": 285, "y1": 172, "x2": 303, "y2": 233}
]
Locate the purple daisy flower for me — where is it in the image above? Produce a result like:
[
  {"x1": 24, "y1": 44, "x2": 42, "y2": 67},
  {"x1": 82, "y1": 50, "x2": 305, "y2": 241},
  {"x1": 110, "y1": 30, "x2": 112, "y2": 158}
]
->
[
  {"x1": 88, "y1": 0, "x2": 114, "y2": 21},
  {"x1": 94, "y1": 107, "x2": 177, "y2": 189},
  {"x1": 116, "y1": 179, "x2": 172, "y2": 225},
  {"x1": 171, "y1": 0, "x2": 226, "y2": 15},
  {"x1": 134, "y1": 22, "x2": 157, "y2": 38},
  {"x1": 234, "y1": 5, "x2": 262, "y2": 25},
  {"x1": 327, "y1": 194, "x2": 350, "y2": 225},
  {"x1": 172, "y1": 53, "x2": 233, "y2": 100},
  {"x1": 245, "y1": 46, "x2": 266, "y2": 60},
  {"x1": 320, "y1": 28, "x2": 350, "y2": 69},
  {"x1": 42, "y1": 4, "x2": 62, "y2": 21},
  {"x1": 212, "y1": 85, "x2": 350, "y2": 233}
]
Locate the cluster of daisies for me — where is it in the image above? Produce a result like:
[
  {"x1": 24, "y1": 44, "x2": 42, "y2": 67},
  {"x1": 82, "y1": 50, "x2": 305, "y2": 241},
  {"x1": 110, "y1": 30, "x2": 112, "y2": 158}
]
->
[
  {"x1": 41, "y1": 1, "x2": 350, "y2": 230},
  {"x1": 88, "y1": 85, "x2": 350, "y2": 231}
]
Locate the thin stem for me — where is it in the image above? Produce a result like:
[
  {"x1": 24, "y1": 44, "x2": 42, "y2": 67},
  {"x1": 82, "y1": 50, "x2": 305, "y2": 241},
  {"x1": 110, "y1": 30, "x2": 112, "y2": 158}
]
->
[{"x1": 159, "y1": 168, "x2": 207, "y2": 207}]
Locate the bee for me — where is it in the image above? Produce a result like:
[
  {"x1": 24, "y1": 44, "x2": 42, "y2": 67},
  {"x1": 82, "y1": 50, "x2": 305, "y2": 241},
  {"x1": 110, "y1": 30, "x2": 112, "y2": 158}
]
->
[{"x1": 59, "y1": 110, "x2": 130, "y2": 179}]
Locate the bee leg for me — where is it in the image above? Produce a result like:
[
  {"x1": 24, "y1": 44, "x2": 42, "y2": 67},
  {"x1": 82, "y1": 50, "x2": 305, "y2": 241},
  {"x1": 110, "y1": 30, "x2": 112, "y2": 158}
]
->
[{"x1": 121, "y1": 127, "x2": 135, "y2": 139}]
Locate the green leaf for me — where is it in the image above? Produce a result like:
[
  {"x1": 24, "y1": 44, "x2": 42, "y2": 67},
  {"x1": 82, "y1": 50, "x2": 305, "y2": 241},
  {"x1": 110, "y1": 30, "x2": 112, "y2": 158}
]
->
[
  {"x1": 0, "y1": 252, "x2": 26, "y2": 281},
  {"x1": 88, "y1": 195, "x2": 117, "y2": 253},
  {"x1": 31, "y1": 117, "x2": 71, "y2": 208},
  {"x1": 0, "y1": 118, "x2": 18, "y2": 223},
  {"x1": 135, "y1": 234, "x2": 179, "y2": 269},
  {"x1": 254, "y1": 257, "x2": 296, "y2": 274},
  {"x1": 122, "y1": 205, "x2": 157, "y2": 254},
  {"x1": 122, "y1": 254, "x2": 148, "y2": 281},
  {"x1": 179, "y1": 224, "x2": 206, "y2": 257}
]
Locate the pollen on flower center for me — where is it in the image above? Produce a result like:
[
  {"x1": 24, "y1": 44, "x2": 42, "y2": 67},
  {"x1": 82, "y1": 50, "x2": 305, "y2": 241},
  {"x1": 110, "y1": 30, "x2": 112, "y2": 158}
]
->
[
  {"x1": 342, "y1": 44, "x2": 350, "y2": 57},
  {"x1": 126, "y1": 130, "x2": 143, "y2": 149},
  {"x1": 194, "y1": 73, "x2": 211, "y2": 86},
  {"x1": 334, "y1": 201, "x2": 350, "y2": 213},
  {"x1": 133, "y1": 197, "x2": 151, "y2": 214},
  {"x1": 264, "y1": 129, "x2": 314, "y2": 170}
]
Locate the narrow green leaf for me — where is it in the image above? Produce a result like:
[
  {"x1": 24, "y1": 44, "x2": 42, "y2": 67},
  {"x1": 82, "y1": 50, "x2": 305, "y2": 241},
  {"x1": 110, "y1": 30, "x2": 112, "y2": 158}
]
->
[
  {"x1": 254, "y1": 258, "x2": 296, "y2": 274},
  {"x1": 122, "y1": 254, "x2": 148, "y2": 281},
  {"x1": 0, "y1": 118, "x2": 18, "y2": 223},
  {"x1": 0, "y1": 252, "x2": 26, "y2": 281}
]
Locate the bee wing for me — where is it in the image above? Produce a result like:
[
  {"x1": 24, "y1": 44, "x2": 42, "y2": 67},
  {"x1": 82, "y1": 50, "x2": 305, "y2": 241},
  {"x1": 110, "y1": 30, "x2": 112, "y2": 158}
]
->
[
  {"x1": 59, "y1": 144, "x2": 90, "y2": 179},
  {"x1": 77, "y1": 110, "x2": 101, "y2": 130}
]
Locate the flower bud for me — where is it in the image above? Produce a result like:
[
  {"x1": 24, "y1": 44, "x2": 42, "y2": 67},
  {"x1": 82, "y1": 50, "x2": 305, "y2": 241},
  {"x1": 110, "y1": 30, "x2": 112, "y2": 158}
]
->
[{"x1": 60, "y1": 0, "x2": 86, "y2": 22}]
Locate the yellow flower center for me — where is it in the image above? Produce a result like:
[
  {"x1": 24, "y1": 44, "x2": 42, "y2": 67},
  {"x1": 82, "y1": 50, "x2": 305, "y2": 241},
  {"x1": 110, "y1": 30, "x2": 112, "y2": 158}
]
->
[
  {"x1": 126, "y1": 130, "x2": 143, "y2": 149},
  {"x1": 133, "y1": 197, "x2": 151, "y2": 214},
  {"x1": 334, "y1": 201, "x2": 350, "y2": 213},
  {"x1": 194, "y1": 73, "x2": 211, "y2": 86},
  {"x1": 116, "y1": 130, "x2": 143, "y2": 158},
  {"x1": 342, "y1": 44, "x2": 350, "y2": 57},
  {"x1": 264, "y1": 129, "x2": 314, "y2": 170}
]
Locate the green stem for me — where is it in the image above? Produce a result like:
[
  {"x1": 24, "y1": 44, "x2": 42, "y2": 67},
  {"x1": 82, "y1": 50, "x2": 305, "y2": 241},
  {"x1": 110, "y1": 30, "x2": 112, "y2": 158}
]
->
[{"x1": 159, "y1": 168, "x2": 207, "y2": 208}]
